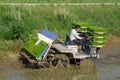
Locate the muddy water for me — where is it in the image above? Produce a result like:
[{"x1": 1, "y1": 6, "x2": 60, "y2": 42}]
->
[
  {"x1": 0, "y1": 62, "x2": 97, "y2": 80},
  {"x1": 0, "y1": 46, "x2": 120, "y2": 80},
  {"x1": 96, "y1": 63, "x2": 120, "y2": 80},
  {"x1": 95, "y1": 46, "x2": 120, "y2": 80},
  {"x1": 0, "y1": 58, "x2": 26, "y2": 80}
]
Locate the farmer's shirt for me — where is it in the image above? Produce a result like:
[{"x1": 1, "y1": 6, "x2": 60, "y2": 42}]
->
[{"x1": 69, "y1": 29, "x2": 83, "y2": 41}]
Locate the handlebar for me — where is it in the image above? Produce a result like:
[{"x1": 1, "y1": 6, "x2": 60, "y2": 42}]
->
[{"x1": 78, "y1": 32, "x2": 92, "y2": 40}]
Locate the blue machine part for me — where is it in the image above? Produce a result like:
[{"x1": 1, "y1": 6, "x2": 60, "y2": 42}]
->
[
  {"x1": 38, "y1": 29, "x2": 58, "y2": 60},
  {"x1": 40, "y1": 29, "x2": 58, "y2": 41},
  {"x1": 39, "y1": 46, "x2": 49, "y2": 60}
]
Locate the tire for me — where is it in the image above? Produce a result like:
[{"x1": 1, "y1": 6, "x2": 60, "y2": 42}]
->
[
  {"x1": 60, "y1": 55, "x2": 70, "y2": 68},
  {"x1": 49, "y1": 58, "x2": 60, "y2": 68}
]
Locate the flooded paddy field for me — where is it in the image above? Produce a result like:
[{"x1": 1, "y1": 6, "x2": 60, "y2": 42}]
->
[
  {"x1": 95, "y1": 46, "x2": 120, "y2": 80},
  {"x1": 0, "y1": 36, "x2": 120, "y2": 80},
  {"x1": 0, "y1": 58, "x2": 97, "y2": 80}
]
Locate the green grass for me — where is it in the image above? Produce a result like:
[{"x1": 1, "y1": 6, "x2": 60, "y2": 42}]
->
[
  {"x1": 0, "y1": 39, "x2": 24, "y2": 59},
  {"x1": 0, "y1": 5, "x2": 120, "y2": 52},
  {"x1": 0, "y1": 5, "x2": 120, "y2": 39},
  {"x1": 0, "y1": 0, "x2": 120, "y2": 3}
]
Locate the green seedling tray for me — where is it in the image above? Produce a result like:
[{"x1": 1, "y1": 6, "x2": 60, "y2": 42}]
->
[
  {"x1": 73, "y1": 22, "x2": 90, "y2": 26},
  {"x1": 87, "y1": 26, "x2": 107, "y2": 33},
  {"x1": 73, "y1": 21, "x2": 108, "y2": 47},
  {"x1": 24, "y1": 37, "x2": 47, "y2": 58},
  {"x1": 91, "y1": 42, "x2": 106, "y2": 47},
  {"x1": 93, "y1": 33, "x2": 107, "y2": 36},
  {"x1": 73, "y1": 22, "x2": 90, "y2": 33},
  {"x1": 92, "y1": 37, "x2": 106, "y2": 41}
]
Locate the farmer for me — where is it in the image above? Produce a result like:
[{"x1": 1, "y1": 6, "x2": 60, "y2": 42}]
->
[
  {"x1": 69, "y1": 25, "x2": 83, "y2": 45},
  {"x1": 68, "y1": 25, "x2": 90, "y2": 55}
]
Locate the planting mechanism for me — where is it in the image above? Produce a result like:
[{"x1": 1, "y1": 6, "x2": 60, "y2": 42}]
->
[{"x1": 19, "y1": 22, "x2": 107, "y2": 68}]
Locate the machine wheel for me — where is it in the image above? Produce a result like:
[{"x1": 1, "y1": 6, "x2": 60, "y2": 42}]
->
[
  {"x1": 60, "y1": 55, "x2": 70, "y2": 68},
  {"x1": 19, "y1": 51, "x2": 39, "y2": 68},
  {"x1": 49, "y1": 55, "x2": 60, "y2": 68},
  {"x1": 49, "y1": 58, "x2": 60, "y2": 68}
]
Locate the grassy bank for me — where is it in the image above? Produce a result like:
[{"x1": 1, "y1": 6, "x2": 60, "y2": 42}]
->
[
  {"x1": 0, "y1": 5, "x2": 120, "y2": 38},
  {"x1": 0, "y1": 5, "x2": 120, "y2": 55}
]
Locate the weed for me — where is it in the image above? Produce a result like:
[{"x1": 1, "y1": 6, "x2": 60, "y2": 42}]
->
[{"x1": 3, "y1": 39, "x2": 24, "y2": 54}]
